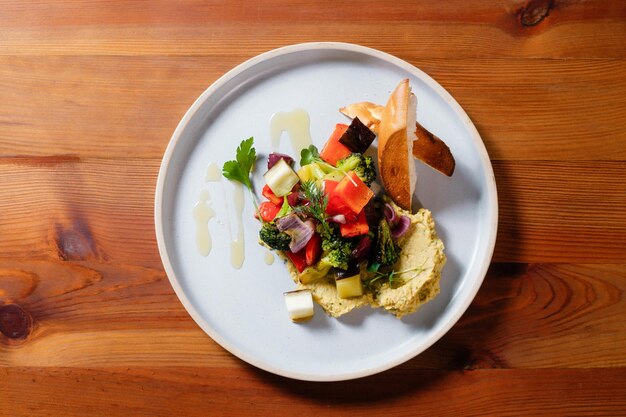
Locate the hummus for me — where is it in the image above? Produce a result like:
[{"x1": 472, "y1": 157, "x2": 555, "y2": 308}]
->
[
  {"x1": 282, "y1": 202, "x2": 446, "y2": 319},
  {"x1": 368, "y1": 204, "x2": 445, "y2": 318}
]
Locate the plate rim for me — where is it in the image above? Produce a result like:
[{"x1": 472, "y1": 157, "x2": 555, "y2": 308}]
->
[{"x1": 154, "y1": 41, "x2": 498, "y2": 381}]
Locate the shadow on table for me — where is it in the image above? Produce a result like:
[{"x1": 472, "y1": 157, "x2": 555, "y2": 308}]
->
[{"x1": 246, "y1": 262, "x2": 525, "y2": 403}]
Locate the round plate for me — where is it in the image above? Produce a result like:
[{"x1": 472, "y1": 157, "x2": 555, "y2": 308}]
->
[{"x1": 155, "y1": 42, "x2": 497, "y2": 381}]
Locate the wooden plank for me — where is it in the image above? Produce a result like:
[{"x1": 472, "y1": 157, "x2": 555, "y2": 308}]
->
[
  {"x1": 0, "y1": 158, "x2": 623, "y2": 264},
  {"x1": 1, "y1": 367, "x2": 625, "y2": 416},
  {"x1": 0, "y1": 158, "x2": 160, "y2": 266},
  {"x1": 1, "y1": 263, "x2": 623, "y2": 369},
  {"x1": 0, "y1": 0, "x2": 623, "y2": 27},
  {"x1": 0, "y1": 56, "x2": 624, "y2": 160},
  {"x1": 0, "y1": 1, "x2": 624, "y2": 58},
  {"x1": 493, "y1": 161, "x2": 626, "y2": 263}
]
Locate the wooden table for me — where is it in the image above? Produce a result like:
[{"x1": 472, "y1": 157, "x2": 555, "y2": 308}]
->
[{"x1": 1, "y1": 1, "x2": 624, "y2": 415}]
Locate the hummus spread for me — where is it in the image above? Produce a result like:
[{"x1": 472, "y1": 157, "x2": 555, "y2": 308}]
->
[{"x1": 282, "y1": 202, "x2": 446, "y2": 318}]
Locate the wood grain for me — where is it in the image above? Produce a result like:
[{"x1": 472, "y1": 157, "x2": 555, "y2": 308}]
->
[
  {"x1": 2, "y1": 367, "x2": 625, "y2": 417},
  {"x1": 0, "y1": 159, "x2": 623, "y2": 264},
  {"x1": 1, "y1": 56, "x2": 624, "y2": 160},
  {"x1": 0, "y1": 1, "x2": 624, "y2": 59},
  {"x1": 1, "y1": 263, "x2": 623, "y2": 369},
  {"x1": 0, "y1": 0, "x2": 625, "y2": 414}
]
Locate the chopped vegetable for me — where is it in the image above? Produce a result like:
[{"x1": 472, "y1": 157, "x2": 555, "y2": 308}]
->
[
  {"x1": 262, "y1": 184, "x2": 283, "y2": 205},
  {"x1": 285, "y1": 249, "x2": 308, "y2": 273},
  {"x1": 336, "y1": 153, "x2": 377, "y2": 187},
  {"x1": 320, "y1": 233, "x2": 353, "y2": 270},
  {"x1": 338, "y1": 117, "x2": 376, "y2": 154},
  {"x1": 222, "y1": 137, "x2": 257, "y2": 190},
  {"x1": 257, "y1": 201, "x2": 281, "y2": 222},
  {"x1": 339, "y1": 209, "x2": 369, "y2": 237},
  {"x1": 305, "y1": 233, "x2": 322, "y2": 266},
  {"x1": 259, "y1": 222, "x2": 291, "y2": 251},
  {"x1": 384, "y1": 202, "x2": 398, "y2": 226},
  {"x1": 351, "y1": 235, "x2": 373, "y2": 262},
  {"x1": 391, "y1": 215, "x2": 411, "y2": 238},
  {"x1": 330, "y1": 171, "x2": 374, "y2": 215},
  {"x1": 297, "y1": 163, "x2": 325, "y2": 182},
  {"x1": 276, "y1": 213, "x2": 315, "y2": 253},
  {"x1": 320, "y1": 124, "x2": 352, "y2": 166},
  {"x1": 275, "y1": 196, "x2": 292, "y2": 218},
  {"x1": 283, "y1": 290, "x2": 314, "y2": 321},
  {"x1": 268, "y1": 152, "x2": 294, "y2": 170},
  {"x1": 374, "y1": 219, "x2": 400, "y2": 266},
  {"x1": 298, "y1": 262, "x2": 331, "y2": 284},
  {"x1": 335, "y1": 274, "x2": 363, "y2": 299},
  {"x1": 264, "y1": 158, "x2": 299, "y2": 197},
  {"x1": 295, "y1": 181, "x2": 333, "y2": 239}
]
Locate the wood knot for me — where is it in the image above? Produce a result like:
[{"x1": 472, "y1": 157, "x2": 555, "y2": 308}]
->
[
  {"x1": 55, "y1": 220, "x2": 103, "y2": 261},
  {"x1": 0, "y1": 304, "x2": 33, "y2": 339},
  {"x1": 520, "y1": 0, "x2": 554, "y2": 27}
]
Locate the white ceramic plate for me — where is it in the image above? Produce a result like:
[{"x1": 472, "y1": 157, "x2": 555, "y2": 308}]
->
[{"x1": 155, "y1": 42, "x2": 497, "y2": 381}]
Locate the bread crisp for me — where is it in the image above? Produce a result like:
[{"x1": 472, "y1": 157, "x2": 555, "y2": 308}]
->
[
  {"x1": 340, "y1": 100, "x2": 455, "y2": 177},
  {"x1": 376, "y1": 79, "x2": 417, "y2": 211}
]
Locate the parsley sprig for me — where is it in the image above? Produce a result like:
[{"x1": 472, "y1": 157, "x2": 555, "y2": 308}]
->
[
  {"x1": 222, "y1": 137, "x2": 256, "y2": 190},
  {"x1": 222, "y1": 137, "x2": 259, "y2": 208}
]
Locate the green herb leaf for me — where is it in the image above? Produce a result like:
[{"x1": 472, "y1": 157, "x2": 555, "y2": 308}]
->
[
  {"x1": 295, "y1": 180, "x2": 333, "y2": 238},
  {"x1": 300, "y1": 145, "x2": 321, "y2": 166},
  {"x1": 275, "y1": 195, "x2": 292, "y2": 218},
  {"x1": 222, "y1": 137, "x2": 257, "y2": 190}
]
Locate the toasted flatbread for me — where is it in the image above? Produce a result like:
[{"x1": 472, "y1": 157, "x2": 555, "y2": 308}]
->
[
  {"x1": 340, "y1": 101, "x2": 455, "y2": 177},
  {"x1": 376, "y1": 79, "x2": 417, "y2": 211}
]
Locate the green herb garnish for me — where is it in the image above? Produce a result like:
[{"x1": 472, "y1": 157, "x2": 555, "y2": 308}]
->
[
  {"x1": 222, "y1": 137, "x2": 257, "y2": 190},
  {"x1": 300, "y1": 145, "x2": 322, "y2": 166},
  {"x1": 275, "y1": 195, "x2": 292, "y2": 218},
  {"x1": 363, "y1": 264, "x2": 425, "y2": 291},
  {"x1": 295, "y1": 180, "x2": 333, "y2": 239}
]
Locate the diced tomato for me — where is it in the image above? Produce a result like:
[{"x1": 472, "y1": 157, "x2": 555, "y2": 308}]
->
[
  {"x1": 326, "y1": 193, "x2": 353, "y2": 216},
  {"x1": 322, "y1": 180, "x2": 350, "y2": 216},
  {"x1": 256, "y1": 201, "x2": 281, "y2": 222},
  {"x1": 262, "y1": 184, "x2": 283, "y2": 206},
  {"x1": 320, "y1": 124, "x2": 352, "y2": 166},
  {"x1": 305, "y1": 234, "x2": 322, "y2": 266},
  {"x1": 331, "y1": 171, "x2": 374, "y2": 215},
  {"x1": 322, "y1": 180, "x2": 338, "y2": 196},
  {"x1": 286, "y1": 249, "x2": 307, "y2": 273},
  {"x1": 340, "y1": 209, "x2": 369, "y2": 237}
]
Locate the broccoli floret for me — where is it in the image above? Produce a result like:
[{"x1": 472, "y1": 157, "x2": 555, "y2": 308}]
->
[
  {"x1": 259, "y1": 222, "x2": 291, "y2": 251},
  {"x1": 374, "y1": 219, "x2": 400, "y2": 266},
  {"x1": 320, "y1": 233, "x2": 353, "y2": 270},
  {"x1": 336, "y1": 153, "x2": 377, "y2": 186}
]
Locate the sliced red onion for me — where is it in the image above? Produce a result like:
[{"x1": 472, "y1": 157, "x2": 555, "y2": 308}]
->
[
  {"x1": 384, "y1": 203, "x2": 398, "y2": 227},
  {"x1": 276, "y1": 213, "x2": 314, "y2": 253},
  {"x1": 327, "y1": 214, "x2": 346, "y2": 224},
  {"x1": 391, "y1": 215, "x2": 411, "y2": 239},
  {"x1": 267, "y1": 152, "x2": 294, "y2": 170}
]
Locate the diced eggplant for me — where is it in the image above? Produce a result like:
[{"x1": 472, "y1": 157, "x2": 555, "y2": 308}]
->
[{"x1": 338, "y1": 117, "x2": 376, "y2": 154}]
